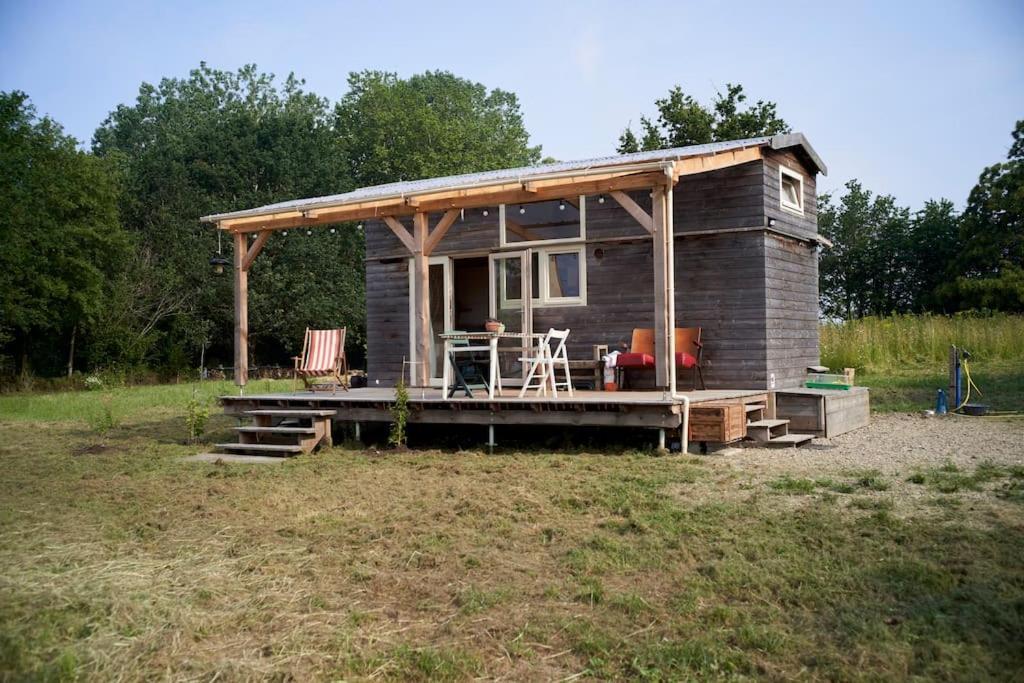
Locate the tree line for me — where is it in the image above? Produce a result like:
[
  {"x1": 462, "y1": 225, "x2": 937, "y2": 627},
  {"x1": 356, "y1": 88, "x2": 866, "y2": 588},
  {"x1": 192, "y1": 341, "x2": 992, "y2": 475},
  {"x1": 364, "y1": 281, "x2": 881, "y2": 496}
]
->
[
  {"x1": 618, "y1": 85, "x2": 1023, "y2": 318},
  {"x1": 1, "y1": 71, "x2": 1020, "y2": 383},
  {"x1": 1, "y1": 65, "x2": 539, "y2": 382}
]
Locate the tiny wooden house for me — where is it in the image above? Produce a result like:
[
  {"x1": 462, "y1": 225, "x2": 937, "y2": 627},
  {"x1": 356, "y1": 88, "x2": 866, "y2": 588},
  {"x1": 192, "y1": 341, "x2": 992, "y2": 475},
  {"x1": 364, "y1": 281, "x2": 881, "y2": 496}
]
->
[
  {"x1": 362, "y1": 134, "x2": 827, "y2": 390},
  {"x1": 204, "y1": 134, "x2": 827, "y2": 394}
]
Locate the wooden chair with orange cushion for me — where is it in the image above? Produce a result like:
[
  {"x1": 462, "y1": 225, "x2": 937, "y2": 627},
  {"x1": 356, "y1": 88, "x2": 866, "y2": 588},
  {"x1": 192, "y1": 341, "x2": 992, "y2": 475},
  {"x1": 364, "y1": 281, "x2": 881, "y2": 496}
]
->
[{"x1": 616, "y1": 327, "x2": 705, "y2": 390}]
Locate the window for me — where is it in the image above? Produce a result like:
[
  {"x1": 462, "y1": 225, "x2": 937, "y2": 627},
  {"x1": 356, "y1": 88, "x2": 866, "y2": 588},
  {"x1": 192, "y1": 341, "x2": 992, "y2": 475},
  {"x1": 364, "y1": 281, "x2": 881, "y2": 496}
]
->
[
  {"x1": 500, "y1": 196, "x2": 585, "y2": 246},
  {"x1": 498, "y1": 246, "x2": 587, "y2": 308},
  {"x1": 779, "y1": 166, "x2": 804, "y2": 214}
]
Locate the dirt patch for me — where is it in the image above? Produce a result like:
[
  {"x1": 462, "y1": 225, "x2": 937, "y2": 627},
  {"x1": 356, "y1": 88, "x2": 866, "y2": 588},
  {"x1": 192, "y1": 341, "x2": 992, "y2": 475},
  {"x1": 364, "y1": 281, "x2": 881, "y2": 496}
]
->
[{"x1": 71, "y1": 443, "x2": 115, "y2": 456}]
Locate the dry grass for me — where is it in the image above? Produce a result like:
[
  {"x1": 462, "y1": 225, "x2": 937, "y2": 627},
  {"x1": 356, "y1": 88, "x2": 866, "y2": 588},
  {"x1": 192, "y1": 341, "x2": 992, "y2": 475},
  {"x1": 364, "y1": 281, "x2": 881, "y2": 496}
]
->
[{"x1": 1, "y1": 389, "x2": 1023, "y2": 680}]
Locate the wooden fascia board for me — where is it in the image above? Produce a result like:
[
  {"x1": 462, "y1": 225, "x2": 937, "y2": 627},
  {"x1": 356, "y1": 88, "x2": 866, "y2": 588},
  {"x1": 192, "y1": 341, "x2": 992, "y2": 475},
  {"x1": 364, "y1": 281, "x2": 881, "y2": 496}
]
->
[{"x1": 674, "y1": 146, "x2": 763, "y2": 179}]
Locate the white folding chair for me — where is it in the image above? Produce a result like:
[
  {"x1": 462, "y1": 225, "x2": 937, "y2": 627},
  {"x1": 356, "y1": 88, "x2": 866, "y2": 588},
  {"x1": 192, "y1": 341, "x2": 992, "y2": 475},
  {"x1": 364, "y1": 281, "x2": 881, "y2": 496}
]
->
[{"x1": 519, "y1": 328, "x2": 573, "y2": 398}]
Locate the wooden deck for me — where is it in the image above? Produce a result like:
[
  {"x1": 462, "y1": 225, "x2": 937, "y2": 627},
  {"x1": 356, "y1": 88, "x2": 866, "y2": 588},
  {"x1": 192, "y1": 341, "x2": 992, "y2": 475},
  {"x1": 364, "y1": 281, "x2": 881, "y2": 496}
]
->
[{"x1": 220, "y1": 387, "x2": 771, "y2": 430}]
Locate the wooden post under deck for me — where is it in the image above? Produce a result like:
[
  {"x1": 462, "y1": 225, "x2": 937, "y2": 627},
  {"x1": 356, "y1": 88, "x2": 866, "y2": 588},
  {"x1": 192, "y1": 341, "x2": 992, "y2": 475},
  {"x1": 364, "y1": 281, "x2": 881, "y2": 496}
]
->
[
  {"x1": 412, "y1": 213, "x2": 430, "y2": 387},
  {"x1": 233, "y1": 231, "x2": 248, "y2": 387}
]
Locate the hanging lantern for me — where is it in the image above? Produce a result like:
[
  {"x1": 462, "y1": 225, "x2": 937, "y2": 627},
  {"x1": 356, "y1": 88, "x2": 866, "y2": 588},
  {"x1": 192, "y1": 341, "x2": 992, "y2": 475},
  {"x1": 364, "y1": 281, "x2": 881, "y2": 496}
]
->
[
  {"x1": 209, "y1": 230, "x2": 229, "y2": 275},
  {"x1": 209, "y1": 254, "x2": 229, "y2": 275}
]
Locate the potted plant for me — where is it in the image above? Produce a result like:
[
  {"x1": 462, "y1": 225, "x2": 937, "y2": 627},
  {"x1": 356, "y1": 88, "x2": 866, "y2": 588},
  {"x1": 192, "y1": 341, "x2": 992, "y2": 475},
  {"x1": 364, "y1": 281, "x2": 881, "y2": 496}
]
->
[{"x1": 485, "y1": 317, "x2": 505, "y2": 333}]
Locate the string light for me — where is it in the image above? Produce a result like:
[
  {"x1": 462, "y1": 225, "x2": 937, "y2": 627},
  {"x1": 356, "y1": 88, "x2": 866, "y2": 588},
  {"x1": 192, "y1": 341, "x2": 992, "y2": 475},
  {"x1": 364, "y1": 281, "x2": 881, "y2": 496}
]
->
[
  {"x1": 558, "y1": 200, "x2": 565, "y2": 211},
  {"x1": 283, "y1": 231, "x2": 288, "y2": 236},
  {"x1": 330, "y1": 228, "x2": 336, "y2": 234},
  {"x1": 598, "y1": 195, "x2": 605, "y2": 204},
  {"x1": 482, "y1": 208, "x2": 488, "y2": 217},
  {"x1": 307, "y1": 230, "x2": 312, "y2": 236},
  {"x1": 519, "y1": 206, "x2": 526, "y2": 215}
]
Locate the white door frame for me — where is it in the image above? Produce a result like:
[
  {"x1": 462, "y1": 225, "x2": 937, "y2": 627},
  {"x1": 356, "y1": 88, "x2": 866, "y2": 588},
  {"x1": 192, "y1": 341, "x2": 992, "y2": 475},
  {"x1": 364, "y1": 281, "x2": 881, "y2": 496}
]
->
[{"x1": 487, "y1": 250, "x2": 533, "y2": 384}]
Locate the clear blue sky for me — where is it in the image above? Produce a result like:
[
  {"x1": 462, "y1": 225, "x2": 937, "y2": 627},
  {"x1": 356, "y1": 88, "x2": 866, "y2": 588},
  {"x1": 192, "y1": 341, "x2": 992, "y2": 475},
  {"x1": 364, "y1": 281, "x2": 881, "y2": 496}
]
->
[{"x1": 2, "y1": 0, "x2": 1022, "y2": 208}]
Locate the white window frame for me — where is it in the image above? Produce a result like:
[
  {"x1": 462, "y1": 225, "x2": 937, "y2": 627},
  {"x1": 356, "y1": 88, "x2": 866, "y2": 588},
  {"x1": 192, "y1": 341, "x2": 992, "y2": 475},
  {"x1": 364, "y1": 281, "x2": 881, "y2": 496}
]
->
[
  {"x1": 779, "y1": 165, "x2": 804, "y2": 215},
  {"x1": 499, "y1": 195, "x2": 586, "y2": 247},
  {"x1": 499, "y1": 245, "x2": 587, "y2": 309}
]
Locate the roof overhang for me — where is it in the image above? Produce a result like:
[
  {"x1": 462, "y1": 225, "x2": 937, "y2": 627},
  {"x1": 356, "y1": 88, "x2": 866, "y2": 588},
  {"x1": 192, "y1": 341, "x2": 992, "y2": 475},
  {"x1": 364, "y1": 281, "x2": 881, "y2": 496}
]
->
[{"x1": 202, "y1": 134, "x2": 825, "y2": 233}]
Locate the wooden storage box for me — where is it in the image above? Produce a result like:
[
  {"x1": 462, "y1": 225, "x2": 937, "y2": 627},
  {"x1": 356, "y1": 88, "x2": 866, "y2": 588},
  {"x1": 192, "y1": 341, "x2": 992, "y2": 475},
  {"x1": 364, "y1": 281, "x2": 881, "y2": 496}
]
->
[{"x1": 689, "y1": 401, "x2": 746, "y2": 443}]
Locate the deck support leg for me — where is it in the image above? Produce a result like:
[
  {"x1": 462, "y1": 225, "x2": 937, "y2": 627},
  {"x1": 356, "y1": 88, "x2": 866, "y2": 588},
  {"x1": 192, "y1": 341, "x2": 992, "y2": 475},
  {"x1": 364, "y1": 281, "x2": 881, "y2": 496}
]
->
[
  {"x1": 233, "y1": 231, "x2": 248, "y2": 389},
  {"x1": 354, "y1": 421, "x2": 361, "y2": 442},
  {"x1": 657, "y1": 428, "x2": 666, "y2": 451},
  {"x1": 487, "y1": 424, "x2": 496, "y2": 453}
]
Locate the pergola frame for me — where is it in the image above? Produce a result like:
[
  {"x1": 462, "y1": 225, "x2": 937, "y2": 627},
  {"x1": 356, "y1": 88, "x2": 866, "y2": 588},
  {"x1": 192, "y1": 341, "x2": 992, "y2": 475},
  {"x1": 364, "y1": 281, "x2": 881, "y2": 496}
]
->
[{"x1": 208, "y1": 145, "x2": 770, "y2": 392}]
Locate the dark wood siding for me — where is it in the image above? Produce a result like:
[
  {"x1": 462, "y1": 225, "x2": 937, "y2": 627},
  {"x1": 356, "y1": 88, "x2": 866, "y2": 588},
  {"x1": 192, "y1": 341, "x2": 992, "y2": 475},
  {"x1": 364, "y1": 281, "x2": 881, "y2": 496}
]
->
[
  {"x1": 763, "y1": 149, "x2": 818, "y2": 240},
  {"x1": 365, "y1": 256, "x2": 410, "y2": 385},
  {"x1": 674, "y1": 160, "x2": 766, "y2": 233},
  {"x1": 764, "y1": 233, "x2": 820, "y2": 389}
]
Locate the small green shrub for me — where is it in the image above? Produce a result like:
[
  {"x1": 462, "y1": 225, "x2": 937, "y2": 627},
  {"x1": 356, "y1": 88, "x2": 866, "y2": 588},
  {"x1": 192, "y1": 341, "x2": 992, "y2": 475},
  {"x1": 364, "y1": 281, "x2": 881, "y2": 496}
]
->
[
  {"x1": 88, "y1": 393, "x2": 118, "y2": 435},
  {"x1": 389, "y1": 378, "x2": 409, "y2": 448},
  {"x1": 185, "y1": 391, "x2": 211, "y2": 444}
]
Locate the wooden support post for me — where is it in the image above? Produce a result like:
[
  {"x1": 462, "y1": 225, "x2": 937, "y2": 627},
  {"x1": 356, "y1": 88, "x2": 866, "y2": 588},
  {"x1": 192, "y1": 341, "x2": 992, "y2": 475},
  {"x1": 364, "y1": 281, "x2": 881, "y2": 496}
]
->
[
  {"x1": 413, "y1": 212, "x2": 430, "y2": 387},
  {"x1": 233, "y1": 231, "x2": 248, "y2": 387},
  {"x1": 665, "y1": 183, "x2": 676, "y2": 396},
  {"x1": 652, "y1": 186, "x2": 672, "y2": 389}
]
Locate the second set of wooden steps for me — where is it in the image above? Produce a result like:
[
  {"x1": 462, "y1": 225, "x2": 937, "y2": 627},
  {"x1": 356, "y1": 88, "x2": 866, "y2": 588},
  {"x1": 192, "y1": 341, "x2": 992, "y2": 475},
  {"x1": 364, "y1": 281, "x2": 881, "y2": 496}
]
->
[
  {"x1": 689, "y1": 398, "x2": 813, "y2": 448},
  {"x1": 215, "y1": 409, "x2": 335, "y2": 457}
]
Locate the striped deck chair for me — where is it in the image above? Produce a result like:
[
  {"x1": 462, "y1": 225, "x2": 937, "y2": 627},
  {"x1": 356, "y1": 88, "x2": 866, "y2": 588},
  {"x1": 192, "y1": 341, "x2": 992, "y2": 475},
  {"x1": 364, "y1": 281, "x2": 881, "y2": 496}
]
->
[{"x1": 293, "y1": 328, "x2": 349, "y2": 391}]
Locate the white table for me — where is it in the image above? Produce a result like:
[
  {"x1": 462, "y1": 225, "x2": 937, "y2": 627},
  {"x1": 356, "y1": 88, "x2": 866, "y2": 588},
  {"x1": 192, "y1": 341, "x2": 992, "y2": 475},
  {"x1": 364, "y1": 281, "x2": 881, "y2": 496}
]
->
[{"x1": 439, "y1": 331, "x2": 544, "y2": 399}]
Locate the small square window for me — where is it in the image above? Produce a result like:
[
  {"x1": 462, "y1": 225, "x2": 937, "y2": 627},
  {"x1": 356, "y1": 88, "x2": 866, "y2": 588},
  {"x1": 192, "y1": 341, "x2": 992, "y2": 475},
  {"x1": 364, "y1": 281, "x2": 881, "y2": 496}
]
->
[{"x1": 779, "y1": 167, "x2": 804, "y2": 214}]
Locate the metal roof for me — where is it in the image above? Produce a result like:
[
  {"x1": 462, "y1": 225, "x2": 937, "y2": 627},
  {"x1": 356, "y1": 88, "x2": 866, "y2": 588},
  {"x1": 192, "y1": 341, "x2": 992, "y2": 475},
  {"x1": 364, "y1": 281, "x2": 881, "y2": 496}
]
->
[{"x1": 202, "y1": 133, "x2": 825, "y2": 223}]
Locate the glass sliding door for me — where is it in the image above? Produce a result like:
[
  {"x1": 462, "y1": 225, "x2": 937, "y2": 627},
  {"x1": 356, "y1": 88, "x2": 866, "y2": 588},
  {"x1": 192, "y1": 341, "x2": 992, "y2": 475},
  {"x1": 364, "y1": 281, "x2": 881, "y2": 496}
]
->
[{"x1": 488, "y1": 250, "x2": 533, "y2": 384}]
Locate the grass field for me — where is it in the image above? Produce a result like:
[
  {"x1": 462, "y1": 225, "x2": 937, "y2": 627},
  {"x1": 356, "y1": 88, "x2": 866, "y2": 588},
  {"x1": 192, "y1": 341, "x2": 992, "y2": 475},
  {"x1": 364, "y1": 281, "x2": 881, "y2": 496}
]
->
[{"x1": 1, "y1": 377, "x2": 1023, "y2": 680}]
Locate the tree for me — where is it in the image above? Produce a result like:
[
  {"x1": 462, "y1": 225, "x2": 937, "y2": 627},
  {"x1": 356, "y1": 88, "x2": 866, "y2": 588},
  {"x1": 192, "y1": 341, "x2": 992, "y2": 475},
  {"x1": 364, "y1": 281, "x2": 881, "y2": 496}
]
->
[
  {"x1": 335, "y1": 70, "x2": 542, "y2": 187},
  {"x1": 941, "y1": 120, "x2": 1024, "y2": 311},
  {"x1": 905, "y1": 199, "x2": 962, "y2": 311},
  {"x1": 92, "y1": 63, "x2": 360, "y2": 369},
  {"x1": 617, "y1": 83, "x2": 790, "y2": 153},
  {"x1": 0, "y1": 91, "x2": 128, "y2": 376},
  {"x1": 818, "y1": 181, "x2": 914, "y2": 319}
]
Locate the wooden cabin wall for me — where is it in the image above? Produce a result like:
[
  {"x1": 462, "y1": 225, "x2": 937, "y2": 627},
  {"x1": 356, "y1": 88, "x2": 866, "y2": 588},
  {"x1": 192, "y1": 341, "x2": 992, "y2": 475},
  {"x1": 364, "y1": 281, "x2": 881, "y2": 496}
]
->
[
  {"x1": 764, "y1": 233, "x2": 820, "y2": 388},
  {"x1": 675, "y1": 160, "x2": 766, "y2": 233},
  {"x1": 365, "y1": 258, "x2": 410, "y2": 385}
]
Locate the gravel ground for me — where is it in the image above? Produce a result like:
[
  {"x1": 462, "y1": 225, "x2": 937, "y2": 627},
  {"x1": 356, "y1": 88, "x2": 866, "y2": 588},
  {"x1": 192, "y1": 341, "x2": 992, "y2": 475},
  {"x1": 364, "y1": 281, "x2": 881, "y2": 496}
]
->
[{"x1": 712, "y1": 413, "x2": 1024, "y2": 477}]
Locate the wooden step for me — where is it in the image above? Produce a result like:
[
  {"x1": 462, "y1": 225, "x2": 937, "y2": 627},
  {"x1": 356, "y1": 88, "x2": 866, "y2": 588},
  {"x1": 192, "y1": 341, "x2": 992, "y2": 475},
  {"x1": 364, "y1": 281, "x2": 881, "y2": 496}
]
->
[
  {"x1": 215, "y1": 443, "x2": 303, "y2": 455},
  {"x1": 747, "y1": 419, "x2": 788, "y2": 429},
  {"x1": 763, "y1": 433, "x2": 814, "y2": 448},
  {"x1": 744, "y1": 404, "x2": 766, "y2": 413},
  {"x1": 234, "y1": 426, "x2": 316, "y2": 435},
  {"x1": 745, "y1": 418, "x2": 789, "y2": 442},
  {"x1": 244, "y1": 409, "x2": 336, "y2": 417}
]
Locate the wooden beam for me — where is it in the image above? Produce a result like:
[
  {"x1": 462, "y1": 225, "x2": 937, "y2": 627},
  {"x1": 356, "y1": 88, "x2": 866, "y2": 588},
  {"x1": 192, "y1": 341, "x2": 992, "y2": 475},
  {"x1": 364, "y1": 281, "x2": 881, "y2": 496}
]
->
[
  {"x1": 423, "y1": 209, "x2": 460, "y2": 256},
  {"x1": 233, "y1": 231, "x2": 248, "y2": 387},
  {"x1": 241, "y1": 231, "x2": 270, "y2": 272},
  {"x1": 222, "y1": 172, "x2": 670, "y2": 233},
  {"x1": 382, "y1": 215, "x2": 416, "y2": 253},
  {"x1": 503, "y1": 217, "x2": 542, "y2": 243},
  {"x1": 412, "y1": 213, "x2": 430, "y2": 387},
  {"x1": 609, "y1": 191, "x2": 654, "y2": 235}
]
